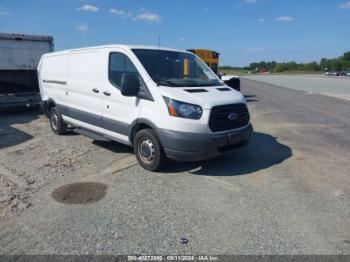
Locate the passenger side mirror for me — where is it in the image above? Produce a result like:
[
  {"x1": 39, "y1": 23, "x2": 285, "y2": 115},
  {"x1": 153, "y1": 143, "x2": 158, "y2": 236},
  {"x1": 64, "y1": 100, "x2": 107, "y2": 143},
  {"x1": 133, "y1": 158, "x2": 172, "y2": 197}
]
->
[
  {"x1": 120, "y1": 73, "x2": 140, "y2": 97},
  {"x1": 224, "y1": 78, "x2": 240, "y2": 91}
]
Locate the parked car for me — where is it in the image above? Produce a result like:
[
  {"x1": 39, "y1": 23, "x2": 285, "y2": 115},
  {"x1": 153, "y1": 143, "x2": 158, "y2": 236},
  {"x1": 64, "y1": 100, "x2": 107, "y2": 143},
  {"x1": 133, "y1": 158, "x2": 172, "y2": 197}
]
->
[
  {"x1": 38, "y1": 45, "x2": 252, "y2": 171},
  {"x1": 335, "y1": 71, "x2": 347, "y2": 77},
  {"x1": 325, "y1": 71, "x2": 333, "y2": 76}
]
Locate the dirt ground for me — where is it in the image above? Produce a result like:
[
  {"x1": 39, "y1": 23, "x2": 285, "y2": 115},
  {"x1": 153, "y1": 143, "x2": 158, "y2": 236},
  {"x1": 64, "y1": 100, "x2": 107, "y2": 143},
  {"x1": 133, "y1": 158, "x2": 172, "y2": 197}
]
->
[{"x1": 0, "y1": 109, "x2": 134, "y2": 217}]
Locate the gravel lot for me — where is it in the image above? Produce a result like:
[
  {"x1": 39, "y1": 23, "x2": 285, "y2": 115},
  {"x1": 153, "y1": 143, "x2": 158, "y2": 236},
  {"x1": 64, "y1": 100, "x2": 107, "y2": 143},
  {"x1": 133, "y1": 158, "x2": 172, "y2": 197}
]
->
[
  {"x1": 0, "y1": 79, "x2": 350, "y2": 255},
  {"x1": 0, "y1": 110, "x2": 134, "y2": 217},
  {"x1": 243, "y1": 75, "x2": 350, "y2": 101}
]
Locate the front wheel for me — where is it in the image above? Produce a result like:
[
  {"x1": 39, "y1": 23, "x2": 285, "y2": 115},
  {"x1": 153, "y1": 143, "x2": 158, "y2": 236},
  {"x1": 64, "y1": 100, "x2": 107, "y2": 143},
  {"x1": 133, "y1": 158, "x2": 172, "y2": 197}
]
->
[{"x1": 133, "y1": 129, "x2": 166, "y2": 171}]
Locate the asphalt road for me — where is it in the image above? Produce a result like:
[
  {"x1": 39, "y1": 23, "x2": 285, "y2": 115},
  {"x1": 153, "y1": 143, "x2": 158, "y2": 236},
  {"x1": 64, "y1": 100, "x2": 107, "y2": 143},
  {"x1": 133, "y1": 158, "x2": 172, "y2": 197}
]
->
[
  {"x1": 1, "y1": 79, "x2": 350, "y2": 255},
  {"x1": 244, "y1": 75, "x2": 350, "y2": 101}
]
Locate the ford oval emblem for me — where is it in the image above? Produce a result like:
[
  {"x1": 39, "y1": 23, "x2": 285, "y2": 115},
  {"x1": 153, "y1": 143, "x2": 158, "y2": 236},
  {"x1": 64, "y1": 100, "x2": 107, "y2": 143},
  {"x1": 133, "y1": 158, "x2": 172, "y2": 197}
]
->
[{"x1": 228, "y1": 112, "x2": 238, "y2": 121}]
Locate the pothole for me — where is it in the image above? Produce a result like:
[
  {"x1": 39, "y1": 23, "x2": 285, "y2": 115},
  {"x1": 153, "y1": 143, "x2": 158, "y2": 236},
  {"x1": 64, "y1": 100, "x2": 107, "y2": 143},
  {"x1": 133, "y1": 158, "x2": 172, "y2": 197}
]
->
[{"x1": 51, "y1": 182, "x2": 108, "y2": 204}]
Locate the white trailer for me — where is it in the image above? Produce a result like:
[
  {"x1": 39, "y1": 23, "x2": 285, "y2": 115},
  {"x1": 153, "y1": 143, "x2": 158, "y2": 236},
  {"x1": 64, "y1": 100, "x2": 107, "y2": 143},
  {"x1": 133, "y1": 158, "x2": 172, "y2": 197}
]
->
[{"x1": 0, "y1": 33, "x2": 54, "y2": 109}]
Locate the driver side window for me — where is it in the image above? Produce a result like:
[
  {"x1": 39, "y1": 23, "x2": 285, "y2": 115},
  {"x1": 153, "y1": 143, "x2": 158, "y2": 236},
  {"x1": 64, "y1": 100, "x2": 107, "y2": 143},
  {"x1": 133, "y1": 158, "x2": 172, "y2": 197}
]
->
[{"x1": 109, "y1": 52, "x2": 139, "y2": 89}]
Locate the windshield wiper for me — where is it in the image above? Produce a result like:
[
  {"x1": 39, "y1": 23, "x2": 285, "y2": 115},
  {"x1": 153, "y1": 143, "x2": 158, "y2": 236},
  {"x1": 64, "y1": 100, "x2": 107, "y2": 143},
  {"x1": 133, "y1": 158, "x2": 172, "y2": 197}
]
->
[
  {"x1": 157, "y1": 80, "x2": 178, "y2": 87},
  {"x1": 196, "y1": 83, "x2": 221, "y2": 87},
  {"x1": 155, "y1": 78, "x2": 220, "y2": 87},
  {"x1": 154, "y1": 78, "x2": 179, "y2": 87}
]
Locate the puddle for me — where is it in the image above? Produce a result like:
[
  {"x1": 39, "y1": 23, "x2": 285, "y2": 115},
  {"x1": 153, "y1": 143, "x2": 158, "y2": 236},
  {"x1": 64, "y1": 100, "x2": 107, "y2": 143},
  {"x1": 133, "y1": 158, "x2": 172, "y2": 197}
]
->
[{"x1": 51, "y1": 182, "x2": 108, "y2": 204}]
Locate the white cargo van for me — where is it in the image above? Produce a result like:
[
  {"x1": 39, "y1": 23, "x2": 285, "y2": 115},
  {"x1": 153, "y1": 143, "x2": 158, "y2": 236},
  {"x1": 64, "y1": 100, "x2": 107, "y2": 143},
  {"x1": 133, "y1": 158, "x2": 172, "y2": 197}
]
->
[{"x1": 38, "y1": 45, "x2": 252, "y2": 171}]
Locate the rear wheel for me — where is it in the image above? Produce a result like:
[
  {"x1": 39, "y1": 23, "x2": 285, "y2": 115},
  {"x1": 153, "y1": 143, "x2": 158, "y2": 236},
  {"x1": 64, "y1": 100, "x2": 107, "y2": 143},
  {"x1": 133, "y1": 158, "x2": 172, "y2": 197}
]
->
[
  {"x1": 133, "y1": 128, "x2": 165, "y2": 171},
  {"x1": 49, "y1": 107, "x2": 67, "y2": 135}
]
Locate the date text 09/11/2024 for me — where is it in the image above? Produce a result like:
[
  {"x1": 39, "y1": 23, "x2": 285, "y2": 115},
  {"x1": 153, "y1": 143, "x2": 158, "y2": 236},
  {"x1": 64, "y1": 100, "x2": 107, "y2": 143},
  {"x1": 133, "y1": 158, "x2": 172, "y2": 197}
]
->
[{"x1": 127, "y1": 255, "x2": 219, "y2": 261}]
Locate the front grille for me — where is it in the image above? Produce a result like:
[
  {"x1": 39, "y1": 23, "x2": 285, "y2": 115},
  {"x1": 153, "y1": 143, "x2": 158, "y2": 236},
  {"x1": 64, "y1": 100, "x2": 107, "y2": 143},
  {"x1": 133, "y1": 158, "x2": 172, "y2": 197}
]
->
[{"x1": 209, "y1": 104, "x2": 250, "y2": 132}]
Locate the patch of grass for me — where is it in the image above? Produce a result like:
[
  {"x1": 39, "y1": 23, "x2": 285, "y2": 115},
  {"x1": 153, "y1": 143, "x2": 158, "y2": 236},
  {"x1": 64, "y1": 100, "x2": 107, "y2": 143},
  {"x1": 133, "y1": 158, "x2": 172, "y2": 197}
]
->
[
  {"x1": 219, "y1": 69, "x2": 325, "y2": 76},
  {"x1": 269, "y1": 71, "x2": 323, "y2": 75},
  {"x1": 219, "y1": 69, "x2": 250, "y2": 76}
]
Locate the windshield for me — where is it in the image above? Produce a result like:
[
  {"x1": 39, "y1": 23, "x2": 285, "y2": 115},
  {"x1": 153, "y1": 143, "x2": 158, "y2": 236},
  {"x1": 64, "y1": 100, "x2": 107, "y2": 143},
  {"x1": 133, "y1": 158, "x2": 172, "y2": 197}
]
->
[{"x1": 132, "y1": 49, "x2": 222, "y2": 87}]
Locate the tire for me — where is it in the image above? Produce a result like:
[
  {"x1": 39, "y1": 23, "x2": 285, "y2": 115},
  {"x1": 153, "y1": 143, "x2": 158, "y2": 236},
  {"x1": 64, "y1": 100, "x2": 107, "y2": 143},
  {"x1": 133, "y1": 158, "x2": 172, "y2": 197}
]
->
[
  {"x1": 49, "y1": 107, "x2": 67, "y2": 135},
  {"x1": 133, "y1": 128, "x2": 166, "y2": 171}
]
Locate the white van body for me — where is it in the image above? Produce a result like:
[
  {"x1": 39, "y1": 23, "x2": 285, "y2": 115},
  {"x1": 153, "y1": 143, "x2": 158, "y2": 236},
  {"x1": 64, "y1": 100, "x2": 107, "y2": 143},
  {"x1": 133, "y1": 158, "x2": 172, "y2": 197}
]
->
[{"x1": 38, "y1": 45, "x2": 252, "y2": 170}]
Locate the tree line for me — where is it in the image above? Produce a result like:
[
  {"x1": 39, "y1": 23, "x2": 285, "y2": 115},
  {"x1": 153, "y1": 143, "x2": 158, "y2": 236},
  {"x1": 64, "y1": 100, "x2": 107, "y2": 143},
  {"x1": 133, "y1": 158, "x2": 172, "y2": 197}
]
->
[{"x1": 220, "y1": 51, "x2": 350, "y2": 73}]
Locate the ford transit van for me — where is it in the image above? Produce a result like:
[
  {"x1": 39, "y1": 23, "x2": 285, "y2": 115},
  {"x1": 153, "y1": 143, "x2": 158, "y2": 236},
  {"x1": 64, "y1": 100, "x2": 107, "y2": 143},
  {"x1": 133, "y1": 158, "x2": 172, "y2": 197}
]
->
[{"x1": 38, "y1": 45, "x2": 252, "y2": 171}]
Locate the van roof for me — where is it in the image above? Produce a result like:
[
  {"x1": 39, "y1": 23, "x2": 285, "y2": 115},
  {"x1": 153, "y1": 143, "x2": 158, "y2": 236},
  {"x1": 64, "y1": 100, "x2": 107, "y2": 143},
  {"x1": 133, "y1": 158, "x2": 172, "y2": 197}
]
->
[{"x1": 42, "y1": 44, "x2": 191, "y2": 57}]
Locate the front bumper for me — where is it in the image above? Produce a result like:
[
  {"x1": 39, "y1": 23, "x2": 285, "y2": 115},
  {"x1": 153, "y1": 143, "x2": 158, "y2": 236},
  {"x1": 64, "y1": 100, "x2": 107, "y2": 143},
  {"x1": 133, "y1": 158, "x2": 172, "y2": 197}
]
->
[{"x1": 159, "y1": 123, "x2": 253, "y2": 161}]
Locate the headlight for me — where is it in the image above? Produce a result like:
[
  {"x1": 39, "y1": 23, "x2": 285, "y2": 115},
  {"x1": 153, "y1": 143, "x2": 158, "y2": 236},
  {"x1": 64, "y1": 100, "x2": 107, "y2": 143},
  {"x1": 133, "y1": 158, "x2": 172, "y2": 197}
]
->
[{"x1": 163, "y1": 97, "x2": 203, "y2": 119}]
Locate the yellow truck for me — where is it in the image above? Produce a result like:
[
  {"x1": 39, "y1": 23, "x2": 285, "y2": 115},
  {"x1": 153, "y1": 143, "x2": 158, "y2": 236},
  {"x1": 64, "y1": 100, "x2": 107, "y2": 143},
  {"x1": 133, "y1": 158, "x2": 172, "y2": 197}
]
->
[
  {"x1": 187, "y1": 49, "x2": 240, "y2": 91},
  {"x1": 187, "y1": 49, "x2": 220, "y2": 74}
]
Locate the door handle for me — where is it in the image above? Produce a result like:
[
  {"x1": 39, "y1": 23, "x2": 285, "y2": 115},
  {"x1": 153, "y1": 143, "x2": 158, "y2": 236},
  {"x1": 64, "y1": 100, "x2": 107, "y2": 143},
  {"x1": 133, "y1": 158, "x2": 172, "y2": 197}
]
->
[
  {"x1": 103, "y1": 91, "x2": 111, "y2": 96},
  {"x1": 92, "y1": 88, "x2": 100, "y2": 93}
]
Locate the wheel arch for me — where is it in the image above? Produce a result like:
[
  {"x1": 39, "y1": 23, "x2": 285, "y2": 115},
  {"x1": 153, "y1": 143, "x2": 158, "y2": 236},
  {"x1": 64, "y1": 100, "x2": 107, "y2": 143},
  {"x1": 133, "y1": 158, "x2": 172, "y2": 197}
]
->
[
  {"x1": 129, "y1": 118, "x2": 160, "y2": 146},
  {"x1": 42, "y1": 99, "x2": 57, "y2": 118}
]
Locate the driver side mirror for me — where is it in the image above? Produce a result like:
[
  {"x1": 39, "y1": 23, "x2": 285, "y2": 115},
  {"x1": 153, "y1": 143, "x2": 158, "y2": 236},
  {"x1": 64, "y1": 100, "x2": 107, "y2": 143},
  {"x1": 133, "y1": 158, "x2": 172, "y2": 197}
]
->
[{"x1": 120, "y1": 73, "x2": 140, "y2": 97}]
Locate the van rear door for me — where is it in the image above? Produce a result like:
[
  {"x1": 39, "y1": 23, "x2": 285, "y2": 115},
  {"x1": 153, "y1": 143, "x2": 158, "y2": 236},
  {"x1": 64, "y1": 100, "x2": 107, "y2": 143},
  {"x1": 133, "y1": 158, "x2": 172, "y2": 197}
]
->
[{"x1": 40, "y1": 54, "x2": 68, "y2": 103}]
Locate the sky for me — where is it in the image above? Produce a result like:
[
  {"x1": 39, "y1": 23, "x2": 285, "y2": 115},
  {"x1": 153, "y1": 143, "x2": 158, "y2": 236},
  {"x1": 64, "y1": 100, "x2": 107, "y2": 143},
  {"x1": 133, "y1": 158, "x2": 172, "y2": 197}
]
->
[{"x1": 0, "y1": 0, "x2": 349, "y2": 66}]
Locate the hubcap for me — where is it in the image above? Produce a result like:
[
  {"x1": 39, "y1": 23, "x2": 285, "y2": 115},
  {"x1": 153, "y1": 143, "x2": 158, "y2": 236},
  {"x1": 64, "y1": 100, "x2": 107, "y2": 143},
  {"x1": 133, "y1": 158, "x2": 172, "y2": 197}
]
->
[
  {"x1": 51, "y1": 112, "x2": 58, "y2": 130},
  {"x1": 138, "y1": 139, "x2": 155, "y2": 164}
]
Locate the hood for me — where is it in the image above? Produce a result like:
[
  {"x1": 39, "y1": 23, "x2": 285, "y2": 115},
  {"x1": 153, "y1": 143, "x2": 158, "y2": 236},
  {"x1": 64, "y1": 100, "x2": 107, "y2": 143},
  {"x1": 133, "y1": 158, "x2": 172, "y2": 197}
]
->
[{"x1": 158, "y1": 85, "x2": 246, "y2": 110}]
